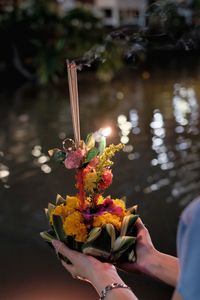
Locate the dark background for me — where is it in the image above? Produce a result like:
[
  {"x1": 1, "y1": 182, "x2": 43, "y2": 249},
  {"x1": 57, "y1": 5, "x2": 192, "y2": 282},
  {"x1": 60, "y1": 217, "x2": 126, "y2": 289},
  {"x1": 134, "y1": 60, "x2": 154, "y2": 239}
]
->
[{"x1": 1, "y1": 1, "x2": 200, "y2": 299}]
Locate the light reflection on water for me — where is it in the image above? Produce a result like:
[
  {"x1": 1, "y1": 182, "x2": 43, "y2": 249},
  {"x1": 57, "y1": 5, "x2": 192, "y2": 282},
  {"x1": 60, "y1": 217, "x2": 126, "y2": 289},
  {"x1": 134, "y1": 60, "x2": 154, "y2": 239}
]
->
[
  {"x1": 1, "y1": 76, "x2": 200, "y2": 209},
  {"x1": 31, "y1": 145, "x2": 51, "y2": 173},
  {"x1": 1, "y1": 70, "x2": 200, "y2": 300},
  {"x1": 122, "y1": 82, "x2": 200, "y2": 208},
  {"x1": 173, "y1": 84, "x2": 199, "y2": 134}
]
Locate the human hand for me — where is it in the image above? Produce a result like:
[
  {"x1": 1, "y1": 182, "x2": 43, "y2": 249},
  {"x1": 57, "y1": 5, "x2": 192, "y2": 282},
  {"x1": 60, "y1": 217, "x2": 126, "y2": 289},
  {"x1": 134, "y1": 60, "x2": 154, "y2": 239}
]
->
[
  {"x1": 117, "y1": 218, "x2": 179, "y2": 286},
  {"x1": 52, "y1": 239, "x2": 125, "y2": 293},
  {"x1": 117, "y1": 218, "x2": 157, "y2": 275}
]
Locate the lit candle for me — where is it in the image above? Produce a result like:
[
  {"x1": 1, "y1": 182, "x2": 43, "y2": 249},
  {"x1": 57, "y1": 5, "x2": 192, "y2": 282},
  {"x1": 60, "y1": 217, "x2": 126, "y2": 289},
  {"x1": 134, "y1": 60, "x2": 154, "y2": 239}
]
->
[
  {"x1": 101, "y1": 127, "x2": 112, "y2": 137},
  {"x1": 98, "y1": 127, "x2": 112, "y2": 154}
]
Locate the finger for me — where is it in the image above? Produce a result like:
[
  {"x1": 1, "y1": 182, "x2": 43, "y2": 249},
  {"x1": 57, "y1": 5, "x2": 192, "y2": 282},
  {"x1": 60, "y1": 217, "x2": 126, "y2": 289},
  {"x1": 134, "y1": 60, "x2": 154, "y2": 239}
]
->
[
  {"x1": 52, "y1": 240, "x2": 77, "y2": 262},
  {"x1": 135, "y1": 218, "x2": 147, "y2": 232},
  {"x1": 61, "y1": 260, "x2": 90, "y2": 282},
  {"x1": 61, "y1": 259, "x2": 75, "y2": 275}
]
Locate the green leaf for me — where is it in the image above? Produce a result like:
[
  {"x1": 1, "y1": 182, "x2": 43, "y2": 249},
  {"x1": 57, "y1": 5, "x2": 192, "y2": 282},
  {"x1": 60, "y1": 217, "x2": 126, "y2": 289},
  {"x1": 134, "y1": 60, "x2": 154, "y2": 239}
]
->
[
  {"x1": 44, "y1": 208, "x2": 49, "y2": 220},
  {"x1": 82, "y1": 246, "x2": 110, "y2": 260},
  {"x1": 126, "y1": 214, "x2": 139, "y2": 236},
  {"x1": 48, "y1": 203, "x2": 55, "y2": 218},
  {"x1": 85, "y1": 133, "x2": 95, "y2": 150},
  {"x1": 121, "y1": 196, "x2": 127, "y2": 204},
  {"x1": 52, "y1": 215, "x2": 66, "y2": 242},
  {"x1": 56, "y1": 194, "x2": 66, "y2": 205},
  {"x1": 120, "y1": 214, "x2": 139, "y2": 236},
  {"x1": 127, "y1": 205, "x2": 138, "y2": 215},
  {"x1": 48, "y1": 148, "x2": 66, "y2": 163},
  {"x1": 84, "y1": 147, "x2": 99, "y2": 163},
  {"x1": 116, "y1": 246, "x2": 137, "y2": 263},
  {"x1": 83, "y1": 225, "x2": 111, "y2": 253},
  {"x1": 128, "y1": 250, "x2": 136, "y2": 262},
  {"x1": 120, "y1": 215, "x2": 131, "y2": 236},
  {"x1": 54, "y1": 151, "x2": 66, "y2": 163},
  {"x1": 98, "y1": 136, "x2": 106, "y2": 155},
  {"x1": 113, "y1": 236, "x2": 136, "y2": 253},
  {"x1": 106, "y1": 224, "x2": 116, "y2": 249},
  {"x1": 40, "y1": 231, "x2": 55, "y2": 242},
  {"x1": 87, "y1": 227, "x2": 102, "y2": 243}
]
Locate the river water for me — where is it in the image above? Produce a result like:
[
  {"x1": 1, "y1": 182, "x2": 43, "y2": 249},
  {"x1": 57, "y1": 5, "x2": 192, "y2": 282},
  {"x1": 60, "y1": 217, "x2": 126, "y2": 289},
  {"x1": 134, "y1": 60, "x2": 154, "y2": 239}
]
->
[{"x1": 0, "y1": 59, "x2": 200, "y2": 299}]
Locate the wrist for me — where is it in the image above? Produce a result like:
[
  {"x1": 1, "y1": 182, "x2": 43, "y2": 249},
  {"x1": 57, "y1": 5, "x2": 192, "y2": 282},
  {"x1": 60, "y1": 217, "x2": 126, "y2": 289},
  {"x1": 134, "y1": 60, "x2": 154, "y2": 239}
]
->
[
  {"x1": 141, "y1": 250, "x2": 179, "y2": 286},
  {"x1": 99, "y1": 282, "x2": 132, "y2": 300},
  {"x1": 89, "y1": 265, "x2": 124, "y2": 294},
  {"x1": 139, "y1": 248, "x2": 163, "y2": 278}
]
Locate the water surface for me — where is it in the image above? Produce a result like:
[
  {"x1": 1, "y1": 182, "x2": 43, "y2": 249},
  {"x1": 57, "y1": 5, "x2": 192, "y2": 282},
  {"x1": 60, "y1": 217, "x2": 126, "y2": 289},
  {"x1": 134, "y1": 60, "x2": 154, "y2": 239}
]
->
[{"x1": 1, "y1": 62, "x2": 200, "y2": 299}]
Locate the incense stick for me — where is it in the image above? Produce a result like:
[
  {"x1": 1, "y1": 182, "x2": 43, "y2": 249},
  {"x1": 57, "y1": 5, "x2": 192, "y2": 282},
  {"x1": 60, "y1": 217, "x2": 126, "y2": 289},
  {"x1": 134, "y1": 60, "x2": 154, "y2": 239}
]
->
[
  {"x1": 67, "y1": 61, "x2": 81, "y2": 148},
  {"x1": 73, "y1": 64, "x2": 81, "y2": 144}
]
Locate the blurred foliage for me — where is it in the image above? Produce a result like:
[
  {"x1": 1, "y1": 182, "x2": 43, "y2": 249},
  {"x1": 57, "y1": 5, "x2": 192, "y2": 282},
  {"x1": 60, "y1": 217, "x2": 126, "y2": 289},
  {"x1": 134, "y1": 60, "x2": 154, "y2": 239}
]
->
[
  {"x1": 0, "y1": 1, "x2": 105, "y2": 84},
  {"x1": 193, "y1": 0, "x2": 200, "y2": 18},
  {"x1": 0, "y1": 0, "x2": 200, "y2": 86},
  {"x1": 96, "y1": 41, "x2": 124, "y2": 82},
  {"x1": 149, "y1": 1, "x2": 188, "y2": 37}
]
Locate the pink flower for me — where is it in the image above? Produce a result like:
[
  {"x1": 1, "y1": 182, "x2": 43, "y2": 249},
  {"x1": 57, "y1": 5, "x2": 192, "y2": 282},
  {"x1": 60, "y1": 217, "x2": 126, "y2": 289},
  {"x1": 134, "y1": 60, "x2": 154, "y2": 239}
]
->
[
  {"x1": 82, "y1": 197, "x2": 123, "y2": 223},
  {"x1": 64, "y1": 149, "x2": 85, "y2": 169},
  {"x1": 98, "y1": 169, "x2": 113, "y2": 190},
  {"x1": 100, "y1": 197, "x2": 123, "y2": 215}
]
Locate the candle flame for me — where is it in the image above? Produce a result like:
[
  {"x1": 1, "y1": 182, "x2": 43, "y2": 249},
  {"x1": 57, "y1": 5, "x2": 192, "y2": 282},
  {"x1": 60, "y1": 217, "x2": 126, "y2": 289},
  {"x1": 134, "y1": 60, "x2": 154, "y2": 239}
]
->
[{"x1": 101, "y1": 127, "x2": 112, "y2": 137}]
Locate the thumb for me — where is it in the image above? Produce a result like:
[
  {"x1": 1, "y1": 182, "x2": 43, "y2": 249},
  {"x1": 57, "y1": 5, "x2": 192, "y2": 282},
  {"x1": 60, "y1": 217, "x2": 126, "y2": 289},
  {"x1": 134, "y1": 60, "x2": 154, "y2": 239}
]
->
[{"x1": 135, "y1": 218, "x2": 147, "y2": 232}]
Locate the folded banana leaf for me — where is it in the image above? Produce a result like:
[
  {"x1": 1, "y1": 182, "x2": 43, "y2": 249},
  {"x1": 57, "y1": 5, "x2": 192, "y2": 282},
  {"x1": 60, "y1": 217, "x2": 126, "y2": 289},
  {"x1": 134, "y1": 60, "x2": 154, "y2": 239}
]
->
[{"x1": 41, "y1": 211, "x2": 138, "y2": 263}]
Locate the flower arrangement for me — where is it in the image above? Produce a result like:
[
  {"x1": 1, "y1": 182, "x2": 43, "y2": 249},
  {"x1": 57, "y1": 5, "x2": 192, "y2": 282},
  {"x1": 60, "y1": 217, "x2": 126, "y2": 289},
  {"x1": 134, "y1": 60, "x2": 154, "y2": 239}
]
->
[{"x1": 40, "y1": 133, "x2": 139, "y2": 262}]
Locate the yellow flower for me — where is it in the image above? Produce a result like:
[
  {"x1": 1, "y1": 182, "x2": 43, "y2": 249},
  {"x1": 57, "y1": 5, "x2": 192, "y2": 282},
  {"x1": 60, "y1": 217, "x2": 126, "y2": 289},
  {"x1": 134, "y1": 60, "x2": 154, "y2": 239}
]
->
[
  {"x1": 83, "y1": 170, "x2": 98, "y2": 193},
  {"x1": 65, "y1": 195, "x2": 79, "y2": 211},
  {"x1": 96, "y1": 195, "x2": 105, "y2": 204},
  {"x1": 50, "y1": 204, "x2": 65, "y2": 223},
  {"x1": 63, "y1": 211, "x2": 88, "y2": 242},
  {"x1": 53, "y1": 204, "x2": 65, "y2": 216},
  {"x1": 50, "y1": 195, "x2": 80, "y2": 223},
  {"x1": 97, "y1": 144, "x2": 124, "y2": 174},
  {"x1": 93, "y1": 213, "x2": 122, "y2": 230}
]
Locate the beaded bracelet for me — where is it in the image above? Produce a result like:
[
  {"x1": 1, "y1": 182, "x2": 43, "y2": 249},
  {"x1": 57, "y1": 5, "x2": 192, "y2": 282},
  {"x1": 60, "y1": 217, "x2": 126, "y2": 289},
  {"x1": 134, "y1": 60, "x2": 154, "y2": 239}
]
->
[{"x1": 99, "y1": 282, "x2": 132, "y2": 300}]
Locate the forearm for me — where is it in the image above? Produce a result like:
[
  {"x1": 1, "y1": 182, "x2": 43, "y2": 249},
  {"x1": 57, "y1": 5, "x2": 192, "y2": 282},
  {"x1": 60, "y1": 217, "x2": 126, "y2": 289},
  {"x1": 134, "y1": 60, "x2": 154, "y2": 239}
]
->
[
  {"x1": 143, "y1": 250, "x2": 179, "y2": 287},
  {"x1": 90, "y1": 269, "x2": 138, "y2": 300}
]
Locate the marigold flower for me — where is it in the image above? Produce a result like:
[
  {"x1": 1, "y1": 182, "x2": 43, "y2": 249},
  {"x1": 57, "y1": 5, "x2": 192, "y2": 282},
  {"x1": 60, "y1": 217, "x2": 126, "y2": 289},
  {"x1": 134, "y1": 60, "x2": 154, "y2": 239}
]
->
[
  {"x1": 53, "y1": 204, "x2": 65, "y2": 216},
  {"x1": 63, "y1": 211, "x2": 88, "y2": 242},
  {"x1": 93, "y1": 212, "x2": 122, "y2": 230},
  {"x1": 50, "y1": 204, "x2": 66, "y2": 223},
  {"x1": 51, "y1": 196, "x2": 81, "y2": 223},
  {"x1": 65, "y1": 195, "x2": 79, "y2": 210}
]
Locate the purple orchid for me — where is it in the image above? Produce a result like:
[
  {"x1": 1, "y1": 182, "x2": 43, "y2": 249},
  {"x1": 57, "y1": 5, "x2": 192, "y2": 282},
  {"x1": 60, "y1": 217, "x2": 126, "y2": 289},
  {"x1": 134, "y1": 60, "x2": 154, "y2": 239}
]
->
[{"x1": 82, "y1": 197, "x2": 123, "y2": 224}]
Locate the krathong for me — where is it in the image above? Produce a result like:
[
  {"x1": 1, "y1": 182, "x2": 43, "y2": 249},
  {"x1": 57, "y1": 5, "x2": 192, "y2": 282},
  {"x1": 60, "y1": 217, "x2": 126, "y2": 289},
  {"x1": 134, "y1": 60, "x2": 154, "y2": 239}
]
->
[{"x1": 40, "y1": 62, "x2": 139, "y2": 262}]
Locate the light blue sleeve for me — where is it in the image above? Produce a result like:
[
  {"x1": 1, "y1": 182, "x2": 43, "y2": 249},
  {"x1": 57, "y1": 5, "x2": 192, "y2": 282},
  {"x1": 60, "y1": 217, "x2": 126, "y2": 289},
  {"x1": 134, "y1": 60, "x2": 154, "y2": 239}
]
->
[{"x1": 176, "y1": 200, "x2": 200, "y2": 300}]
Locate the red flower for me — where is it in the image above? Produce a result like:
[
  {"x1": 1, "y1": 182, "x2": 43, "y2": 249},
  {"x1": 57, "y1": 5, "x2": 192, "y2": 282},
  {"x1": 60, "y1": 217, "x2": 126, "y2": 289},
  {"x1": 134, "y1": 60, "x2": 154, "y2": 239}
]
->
[{"x1": 98, "y1": 169, "x2": 113, "y2": 190}]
